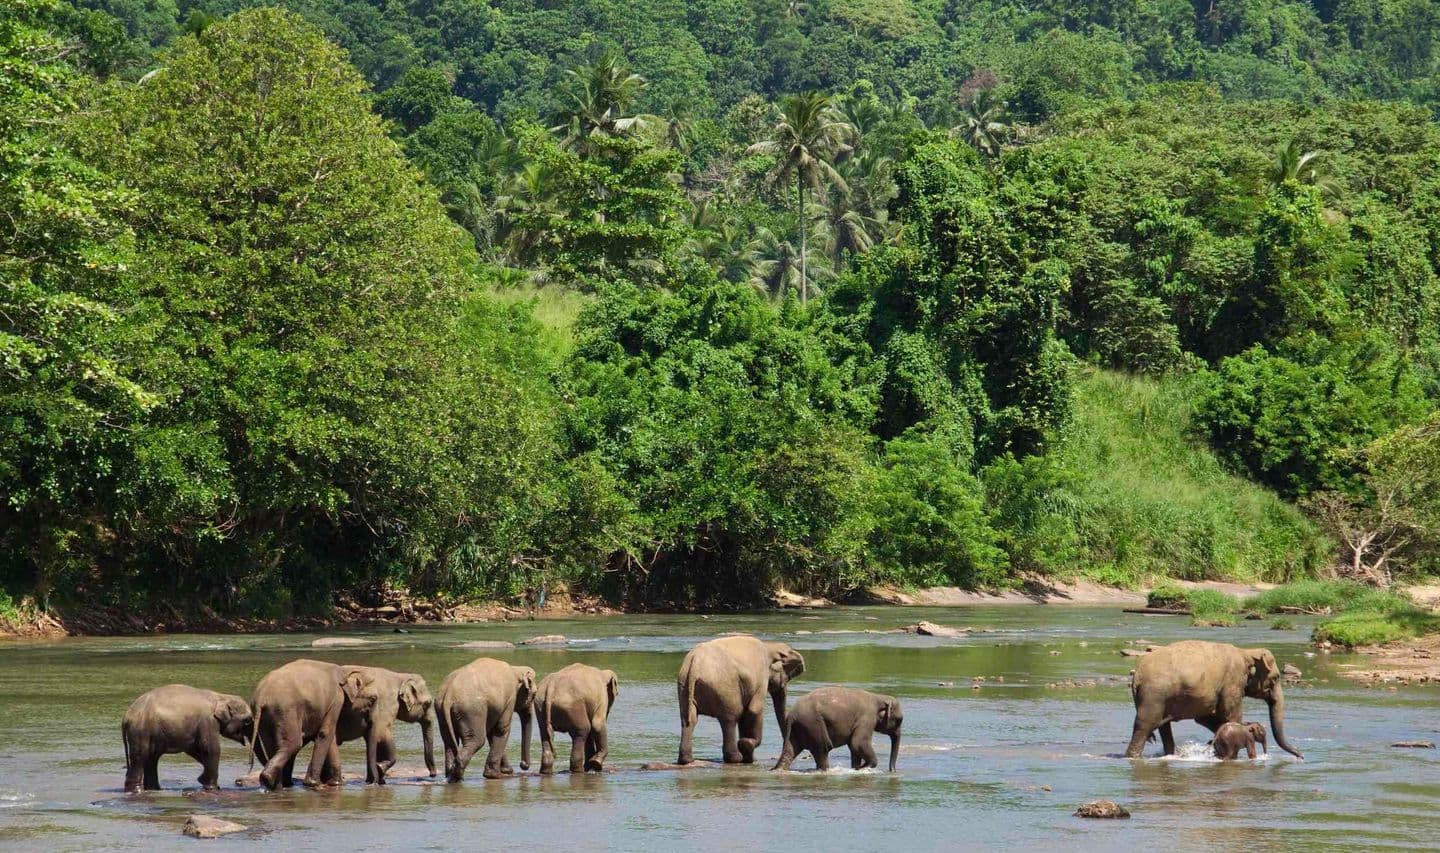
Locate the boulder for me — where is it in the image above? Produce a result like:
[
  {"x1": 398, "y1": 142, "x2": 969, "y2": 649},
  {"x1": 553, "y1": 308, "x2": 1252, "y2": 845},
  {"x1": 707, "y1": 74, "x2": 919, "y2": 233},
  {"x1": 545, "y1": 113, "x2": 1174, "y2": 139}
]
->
[
  {"x1": 1074, "y1": 800, "x2": 1130, "y2": 819},
  {"x1": 905, "y1": 621, "x2": 971, "y2": 638},
  {"x1": 1282, "y1": 663, "x2": 1302, "y2": 679},
  {"x1": 182, "y1": 815, "x2": 247, "y2": 839},
  {"x1": 1391, "y1": 740, "x2": 1436, "y2": 749},
  {"x1": 310, "y1": 637, "x2": 372, "y2": 648},
  {"x1": 457, "y1": 640, "x2": 515, "y2": 650},
  {"x1": 520, "y1": 635, "x2": 567, "y2": 646}
]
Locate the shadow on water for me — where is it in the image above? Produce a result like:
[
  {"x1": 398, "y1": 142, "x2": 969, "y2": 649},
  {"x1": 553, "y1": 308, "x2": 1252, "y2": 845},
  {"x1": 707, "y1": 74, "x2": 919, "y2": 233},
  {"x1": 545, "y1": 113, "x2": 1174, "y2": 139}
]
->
[{"x1": 3, "y1": 605, "x2": 1439, "y2": 851}]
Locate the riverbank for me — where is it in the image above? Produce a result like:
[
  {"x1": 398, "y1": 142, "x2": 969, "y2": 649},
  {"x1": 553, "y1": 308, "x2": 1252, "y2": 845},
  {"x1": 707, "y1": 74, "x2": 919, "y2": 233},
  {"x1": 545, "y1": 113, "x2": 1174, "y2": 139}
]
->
[{"x1": 0, "y1": 577, "x2": 1289, "y2": 639}]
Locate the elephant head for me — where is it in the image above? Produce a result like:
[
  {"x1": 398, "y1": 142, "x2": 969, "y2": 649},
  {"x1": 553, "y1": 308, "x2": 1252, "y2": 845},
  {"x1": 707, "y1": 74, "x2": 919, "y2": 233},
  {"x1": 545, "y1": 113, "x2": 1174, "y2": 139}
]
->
[
  {"x1": 1242, "y1": 648, "x2": 1302, "y2": 759},
  {"x1": 397, "y1": 675, "x2": 437, "y2": 777},
  {"x1": 1245, "y1": 721, "x2": 1268, "y2": 754},
  {"x1": 513, "y1": 665, "x2": 537, "y2": 770},
  {"x1": 875, "y1": 694, "x2": 903, "y2": 772},
  {"x1": 765, "y1": 643, "x2": 806, "y2": 732},
  {"x1": 213, "y1": 695, "x2": 254, "y2": 745},
  {"x1": 341, "y1": 669, "x2": 379, "y2": 716}
]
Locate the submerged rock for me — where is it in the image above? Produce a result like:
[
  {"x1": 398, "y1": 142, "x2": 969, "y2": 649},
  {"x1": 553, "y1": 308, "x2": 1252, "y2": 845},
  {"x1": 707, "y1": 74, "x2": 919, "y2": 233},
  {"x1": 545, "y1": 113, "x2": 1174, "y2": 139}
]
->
[
  {"x1": 905, "y1": 621, "x2": 971, "y2": 638},
  {"x1": 182, "y1": 815, "x2": 247, "y2": 838},
  {"x1": 457, "y1": 640, "x2": 515, "y2": 650},
  {"x1": 311, "y1": 637, "x2": 373, "y2": 647},
  {"x1": 1390, "y1": 740, "x2": 1436, "y2": 748},
  {"x1": 520, "y1": 635, "x2": 567, "y2": 646},
  {"x1": 1074, "y1": 800, "x2": 1130, "y2": 819}
]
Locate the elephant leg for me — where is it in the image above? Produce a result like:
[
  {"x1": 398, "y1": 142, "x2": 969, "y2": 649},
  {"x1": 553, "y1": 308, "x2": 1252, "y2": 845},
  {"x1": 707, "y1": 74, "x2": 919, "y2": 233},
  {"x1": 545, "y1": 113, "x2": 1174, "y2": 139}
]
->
[
  {"x1": 720, "y1": 717, "x2": 744, "y2": 764},
  {"x1": 483, "y1": 729, "x2": 510, "y2": 779},
  {"x1": 303, "y1": 722, "x2": 338, "y2": 789},
  {"x1": 281, "y1": 755, "x2": 296, "y2": 788},
  {"x1": 586, "y1": 721, "x2": 608, "y2": 772},
  {"x1": 190, "y1": 735, "x2": 221, "y2": 789},
  {"x1": 377, "y1": 737, "x2": 397, "y2": 776},
  {"x1": 260, "y1": 724, "x2": 301, "y2": 791},
  {"x1": 1124, "y1": 712, "x2": 1157, "y2": 759},
  {"x1": 538, "y1": 713, "x2": 556, "y2": 775},
  {"x1": 124, "y1": 736, "x2": 148, "y2": 793},
  {"x1": 569, "y1": 727, "x2": 590, "y2": 774},
  {"x1": 678, "y1": 717, "x2": 696, "y2": 766},
  {"x1": 452, "y1": 733, "x2": 484, "y2": 782},
  {"x1": 144, "y1": 753, "x2": 161, "y2": 791},
  {"x1": 1195, "y1": 714, "x2": 1225, "y2": 735},
  {"x1": 737, "y1": 707, "x2": 763, "y2": 764},
  {"x1": 850, "y1": 734, "x2": 878, "y2": 770},
  {"x1": 813, "y1": 748, "x2": 830, "y2": 772},
  {"x1": 1159, "y1": 722, "x2": 1176, "y2": 756}
]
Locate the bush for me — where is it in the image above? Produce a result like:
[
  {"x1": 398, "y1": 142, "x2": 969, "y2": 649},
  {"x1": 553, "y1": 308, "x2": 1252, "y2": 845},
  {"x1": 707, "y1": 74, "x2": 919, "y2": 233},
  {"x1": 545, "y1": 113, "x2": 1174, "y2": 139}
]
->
[
  {"x1": 1271, "y1": 618, "x2": 1294, "y2": 630},
  {"x1": 1146, "y1": 584, "x2": 1241, "y2": 623},
  {"x1": 1311, "y1": 587, "x2": 1440, "y2": 647},
  {"x1": 1244, "y1": 580, "x2": 1374, "y2": 614}
]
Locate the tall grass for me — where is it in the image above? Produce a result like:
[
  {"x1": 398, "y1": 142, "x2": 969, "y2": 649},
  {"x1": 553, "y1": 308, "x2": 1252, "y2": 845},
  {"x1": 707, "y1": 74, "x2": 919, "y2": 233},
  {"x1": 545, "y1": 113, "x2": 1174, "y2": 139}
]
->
[
  {"x1": 1055, "y1": 369, "x2": 1329, "y2": 585},
  {"x1": 486, "y1": 283, "x2": 589, "y2": 360}
]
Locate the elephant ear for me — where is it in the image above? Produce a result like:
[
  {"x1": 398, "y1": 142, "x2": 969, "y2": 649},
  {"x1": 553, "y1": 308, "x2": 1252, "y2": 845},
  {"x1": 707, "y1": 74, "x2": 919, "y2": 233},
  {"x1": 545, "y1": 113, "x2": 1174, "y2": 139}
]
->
[
  {"x1": 342, "y1": 670, "x2": 370, "y2": 704},
  {"x1": 401, "y1": 678, "x2": 423, "y2": 712},
  {"x1": 1246, "y1": 649, "x2": 1278, "y2": 692},
  {"x1": 517, "y1": 667, "x2": 536, "y2": 698},
  {"x1": 605, "y1": 671, "x2": 619, "y2": 709}
]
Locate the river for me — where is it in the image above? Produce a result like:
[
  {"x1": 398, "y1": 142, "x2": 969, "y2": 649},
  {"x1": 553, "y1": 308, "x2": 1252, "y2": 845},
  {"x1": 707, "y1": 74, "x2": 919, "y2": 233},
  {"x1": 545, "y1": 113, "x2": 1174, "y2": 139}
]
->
[{"x1": 1, "y1": 606, "x2": 1436, "y2": 851}]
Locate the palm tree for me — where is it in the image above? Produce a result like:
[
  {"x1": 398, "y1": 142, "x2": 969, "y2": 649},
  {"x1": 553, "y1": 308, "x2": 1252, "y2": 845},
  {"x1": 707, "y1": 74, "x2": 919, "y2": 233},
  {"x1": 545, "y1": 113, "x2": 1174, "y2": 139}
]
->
[
  {"x1": 1269, "y1": 139, "x2": 1340, "y2": 197},
  {"x1": 746, "y1": 91, "x2": 854, "y2": 304},
  {"x1": 552, "y1": 51, "x2": 655, "y2": 153},
  {"x1": 952, "y1": 88, "x2": 1009, "y2": 159},
  {"x1": 749, "y1": 227, "x2": 830, "y2": 300}
]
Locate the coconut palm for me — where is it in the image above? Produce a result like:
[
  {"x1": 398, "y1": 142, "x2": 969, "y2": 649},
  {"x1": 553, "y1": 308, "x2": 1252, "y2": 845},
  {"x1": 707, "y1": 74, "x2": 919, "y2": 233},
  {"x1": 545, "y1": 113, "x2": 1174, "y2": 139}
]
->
[
  {"x1": 749, "y1": 227, "x2": 830, "y2": 301},
  {"x1": 1269, "y1": 139, "x2": 1341, "y2": 197},
  {"x1": 552, "y1": 51, "x2": 656, "y2": 153},
  {"x1": 952, "y1": 88, "x2": 1009, "y2": 159},
  {"x1": 745, "y1": 91, "x2": 854, "y2": 304}
]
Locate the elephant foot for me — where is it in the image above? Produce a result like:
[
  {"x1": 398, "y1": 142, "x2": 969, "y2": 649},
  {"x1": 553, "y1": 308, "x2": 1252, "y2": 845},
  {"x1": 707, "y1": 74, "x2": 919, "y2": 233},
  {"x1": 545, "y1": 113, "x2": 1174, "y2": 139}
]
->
[
  {"x1": 585, "y1": 760, "x2": 604, "y2": 773},
  {"x1": 482, "y1": 768, "x2": 504, "y2": 780}
]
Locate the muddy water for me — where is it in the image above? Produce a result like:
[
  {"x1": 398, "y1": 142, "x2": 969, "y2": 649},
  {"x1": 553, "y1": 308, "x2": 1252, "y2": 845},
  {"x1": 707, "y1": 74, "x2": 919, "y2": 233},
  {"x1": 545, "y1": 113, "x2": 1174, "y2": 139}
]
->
[{"x1": 1, "y1": 607, "x2": 1437, "y2": 851}]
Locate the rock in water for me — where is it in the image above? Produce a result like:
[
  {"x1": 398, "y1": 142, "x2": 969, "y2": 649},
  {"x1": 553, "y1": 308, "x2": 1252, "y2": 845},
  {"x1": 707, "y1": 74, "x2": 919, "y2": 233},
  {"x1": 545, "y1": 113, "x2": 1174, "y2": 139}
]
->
[
  {"x1": 1283, "y1": 663, "x2": 1302, "y2": 679},
  {"x1": 520, "y1": 635, "x2": 567, "y2": 646},
  {"x1": 457, "y1": 640, "x2": 515, "y2": 650},
  {"x1": 1074, "y1": 800, "x2": 1130, "y2": 819},
  {"x1": 311, "y1": 637, "x2": 372, "y2": 647},
  {"x1": 1391, "y1": 740, "x2": 1436, "y2": 749},
  {"x1": 182, "y1": 815, "x2": 246, "y2": 838},
  {"x1": 1119, "y1": 649, "x2": 1148, "y2": 657},
  {"x1": 906, "y1": 621, "x2": 971, "y2": 638}
]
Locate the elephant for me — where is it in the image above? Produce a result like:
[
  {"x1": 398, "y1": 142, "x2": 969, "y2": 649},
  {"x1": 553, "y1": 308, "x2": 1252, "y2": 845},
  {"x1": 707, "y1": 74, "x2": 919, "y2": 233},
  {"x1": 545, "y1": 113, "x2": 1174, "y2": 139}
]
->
[
  {"x1": 248, "y1": 659, "x2": 382, "y2": 790},
  {"x1": 1125, "y1": 640, "x2": 1302, "y2": 760},
  {"x1": 534, "y1": 663, "x2": 617, "y2": 774},
  {"x1": 676, "y1": 635, "x2": 805, "y2": 765},
  {"x1": 1211, "y1": 721, "x2": 1267, "y2": 760},
  {"x1": 435, "y1": 658, "x2": 536, "y2": 781},
  {"x1": 334, "y1": 666, "x2": 437, "y2": 784},
  {"x1": 772, "y1": 687, "x2": 903, "y2": 773},
  {"x1": 121, "y1": 684, "x2": 253, "y2": 792}
]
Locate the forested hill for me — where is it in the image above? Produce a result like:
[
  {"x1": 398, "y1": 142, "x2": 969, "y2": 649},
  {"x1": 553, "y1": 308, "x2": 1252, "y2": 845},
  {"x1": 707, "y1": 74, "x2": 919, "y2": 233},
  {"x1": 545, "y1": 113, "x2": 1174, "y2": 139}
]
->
[{"x1": 3, "y1": 0, "x2": 1439, "y2": 626}]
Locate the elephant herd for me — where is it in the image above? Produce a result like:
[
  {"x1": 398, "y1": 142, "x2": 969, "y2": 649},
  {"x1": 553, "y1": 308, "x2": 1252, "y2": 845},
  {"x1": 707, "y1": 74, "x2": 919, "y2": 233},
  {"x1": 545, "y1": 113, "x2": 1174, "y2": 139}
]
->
[{"x1": 120, "y1": 637, "x2": 1300, "y2": 794}]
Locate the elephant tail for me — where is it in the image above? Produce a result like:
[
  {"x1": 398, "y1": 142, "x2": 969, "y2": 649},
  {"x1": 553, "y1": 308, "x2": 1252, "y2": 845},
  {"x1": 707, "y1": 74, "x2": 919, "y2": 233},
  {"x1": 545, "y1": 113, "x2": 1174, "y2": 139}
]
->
[
  {"x1": 247, "y1": 705, "x2": 267, "y2": 773},
  {"x1": 677, "y1": 659, "x2": 698, "y2": 729}
]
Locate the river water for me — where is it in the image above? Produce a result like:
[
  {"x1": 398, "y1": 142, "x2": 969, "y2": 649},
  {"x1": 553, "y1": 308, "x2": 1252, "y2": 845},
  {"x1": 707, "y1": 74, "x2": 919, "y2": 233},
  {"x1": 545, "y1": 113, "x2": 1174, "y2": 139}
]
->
[{"x1": 1, "y1": 606, "x2": 1436, "y2": 851}]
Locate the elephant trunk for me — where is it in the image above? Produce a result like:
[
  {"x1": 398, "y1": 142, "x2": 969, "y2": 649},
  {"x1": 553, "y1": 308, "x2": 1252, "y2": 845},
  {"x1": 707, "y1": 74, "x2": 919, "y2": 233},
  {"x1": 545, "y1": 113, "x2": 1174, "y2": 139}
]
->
[
  {"x1": 421, "y1": 714, "x2": 436, "y2": 778},
  {"x1": 887, "y1": 730, "x2": 901, "y2": 773},
  {"x1": 769, "y1": 686, "x2": 788, "y2": 737},
  {"x1": 1267, "y1": 686, "x2": 1303, "y2": 760},
  {"x1": 518, "y1": 699, "x2": 534, "y2": 770}
]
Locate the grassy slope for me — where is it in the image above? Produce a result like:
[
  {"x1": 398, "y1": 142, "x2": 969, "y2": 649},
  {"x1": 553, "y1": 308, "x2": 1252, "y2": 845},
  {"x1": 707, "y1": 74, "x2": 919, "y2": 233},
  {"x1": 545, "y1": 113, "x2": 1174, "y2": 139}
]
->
[
  {"x1": 487, "y1": 283, "x2": 589, "y2": 359},
  {"x1": 1057, "y1": 368, "x2": 1329, "y2": 585}
]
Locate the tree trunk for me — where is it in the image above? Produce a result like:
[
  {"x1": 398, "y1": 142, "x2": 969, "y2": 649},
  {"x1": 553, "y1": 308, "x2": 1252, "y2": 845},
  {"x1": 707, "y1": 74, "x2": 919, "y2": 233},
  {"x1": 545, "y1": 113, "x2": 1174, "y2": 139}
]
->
[{"x1": 797, "y1": 176, "x2": 807, "y2": 305}]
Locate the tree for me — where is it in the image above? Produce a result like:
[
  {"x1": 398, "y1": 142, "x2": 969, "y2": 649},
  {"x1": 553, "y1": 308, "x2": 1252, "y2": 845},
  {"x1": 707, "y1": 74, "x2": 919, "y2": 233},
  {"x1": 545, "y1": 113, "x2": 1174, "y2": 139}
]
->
[
  {"x1": 952, "y1": 88, "x2": 1009, "y2": 159},
  {"x1": 0, "y1": 0, "x2": 152, "y2": 605},
  {"x1": 746, "y1": 92, "x2": 854, "y2": 304},
  {"x1": 551, "y1": 51, "x2": 655, "y2": 154},
  {"x1": 81, "y1": 8, "x2": 530, "y2": 608},
  {"x1": 1269, "y1": 139, "x2": 1339, "y2": 197}
]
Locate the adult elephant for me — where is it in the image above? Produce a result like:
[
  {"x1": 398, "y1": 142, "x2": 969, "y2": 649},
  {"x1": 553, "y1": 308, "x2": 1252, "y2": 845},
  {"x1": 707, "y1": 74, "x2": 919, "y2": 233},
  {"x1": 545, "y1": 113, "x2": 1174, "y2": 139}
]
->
[
  {"x1": 535, "y1": 663, "x2": 618, "y2": 774},
  {"x1": 435, "y1": 658, "x2": 536, "y2": 781},
  {"x1": 1124, "y1": 640, "x2": 1303, "y2": 759},
  {"x1": 248, "y1": 659, "x2": 382, "y2": 790},
  {"x1": 677, "y1": 635, "x2": 805, "y2": 765},
  {"x1": 334, "y1": 666, "x2": 437, "y2": 784}
]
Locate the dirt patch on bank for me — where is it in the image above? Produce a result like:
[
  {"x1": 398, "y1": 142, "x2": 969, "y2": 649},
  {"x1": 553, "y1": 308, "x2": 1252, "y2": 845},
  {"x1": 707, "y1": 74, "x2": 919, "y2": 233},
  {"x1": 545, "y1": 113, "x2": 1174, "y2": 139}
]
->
[
  {"x1": 854, "y1": 577, "x2": 1273, "y2": 607},
  {"x1": 1335, "y1": 633, "x2": 1440, "y2": 685}
]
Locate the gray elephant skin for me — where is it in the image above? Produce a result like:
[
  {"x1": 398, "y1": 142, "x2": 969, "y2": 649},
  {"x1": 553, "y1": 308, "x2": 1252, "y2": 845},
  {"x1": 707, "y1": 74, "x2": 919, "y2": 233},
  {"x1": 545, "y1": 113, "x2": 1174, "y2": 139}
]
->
[
  {"x1": 248, "y1": 659, "x2": 382, "y2": 790},
  {"x1": 334, "y1": 665, "x2": 437, "y2": 783},
  {"x1": 122, "y1": 684, "x2": 253, "y2": 792},
  {"x1": 773, "y1": 686, "x2": 903, "y2": 772},
  {"x1": 1125, "y1": 640, "x2": 1302, "y2": 759},
  {"x1": 535, "y1": 663, "x2": 618, "y2": 774},
  {"x1": 1211, "y1": 721, "x2": 1268, "y2": 760},
  {"x1": 436, "y1": 658, "x2": 536, "y2": 781},
  {"x1": 677, "y1": 635, "x2": 805, "y2": 765}
]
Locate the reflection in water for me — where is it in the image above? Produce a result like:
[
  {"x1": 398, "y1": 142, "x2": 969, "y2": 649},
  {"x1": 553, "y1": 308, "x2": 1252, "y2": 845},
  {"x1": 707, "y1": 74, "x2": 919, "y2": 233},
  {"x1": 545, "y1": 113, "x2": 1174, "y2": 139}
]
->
[{"x1": 1, "y1": 606, "x2": 1438, "y2": 852}]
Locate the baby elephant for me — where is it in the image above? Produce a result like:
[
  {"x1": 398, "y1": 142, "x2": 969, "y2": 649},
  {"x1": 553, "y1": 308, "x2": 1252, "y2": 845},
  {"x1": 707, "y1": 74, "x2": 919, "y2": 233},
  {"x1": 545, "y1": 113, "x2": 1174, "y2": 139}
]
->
[
  {"x1": 535, "y1": 663, "x2": 618, "y2": 774},
  {"x1": 1212, "y1": 721, "x2": 1268, "y2": 760},
  {"x1": 773, "y1": 687, "x2": 903, "y2": 772},
  {"x1": 122, "y1": 684, "x2": 253, "y2": 792}
]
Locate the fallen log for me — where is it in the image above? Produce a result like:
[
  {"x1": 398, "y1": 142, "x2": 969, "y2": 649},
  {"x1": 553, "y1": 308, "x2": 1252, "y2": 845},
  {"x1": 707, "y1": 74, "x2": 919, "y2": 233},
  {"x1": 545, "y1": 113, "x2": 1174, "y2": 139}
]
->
[{"x1": 1121, "y1": 607, "x2": 1191, "y2": 616}]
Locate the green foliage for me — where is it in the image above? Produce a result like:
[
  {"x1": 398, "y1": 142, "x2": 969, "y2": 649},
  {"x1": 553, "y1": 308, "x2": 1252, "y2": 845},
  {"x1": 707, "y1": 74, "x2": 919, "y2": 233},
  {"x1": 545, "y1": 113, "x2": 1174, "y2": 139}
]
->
[
  {"x1": 1313, "y1": 593, "x2": 1440, "y2": 647},
  {"x1": 1270, "y1": 617, "x2": 1294, "y2": 630},
  {"x1": 1196, "y1": 337, "x2": 1431, "y2": 497},
  {"x1": 1146, "y1": 585, "x2": 1242, "y2": 623},
  {"x1": 1245, "y1": 579, "x2": 1378, "y2": 613}
]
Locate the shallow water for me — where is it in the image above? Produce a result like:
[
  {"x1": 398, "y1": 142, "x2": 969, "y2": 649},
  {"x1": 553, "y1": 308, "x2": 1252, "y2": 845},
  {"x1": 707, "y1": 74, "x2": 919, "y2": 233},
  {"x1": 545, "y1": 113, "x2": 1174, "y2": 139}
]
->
[{"x1": 1, "y1": 606, "x2": 1437, "y2": 851}]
